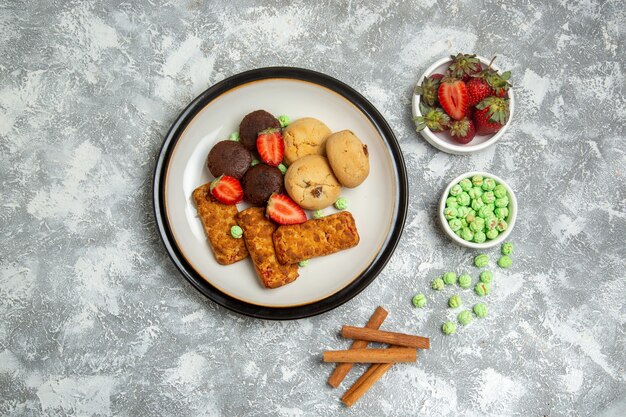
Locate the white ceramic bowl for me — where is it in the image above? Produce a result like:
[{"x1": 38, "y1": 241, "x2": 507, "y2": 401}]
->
[
  {"x1": 439, "y1": 171, "x2": 517, "y2": 249},
  {"x1": 412, "y1": 55, "x2": 515, "y2": 155}
]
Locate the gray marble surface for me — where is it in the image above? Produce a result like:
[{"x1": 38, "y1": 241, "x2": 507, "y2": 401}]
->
[{"x1": 1, "y1": 0, "x2": 625, "y2": 416}]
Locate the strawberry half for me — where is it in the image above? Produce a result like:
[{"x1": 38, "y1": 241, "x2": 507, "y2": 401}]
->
[
  {"x1": 257, "y1": 128, "x2": 284, "y2": 167},
  {"x1": 449, "y1": 117, "x2": 476, "y2": 144},
  {"x1": 473, "y1": 96, "x2": 510, "y2": 135},
  {"x1": 210, "y1": 175, "x2": 243, "y2": 205},
  {"x1": 266, "y1": 193, "x2": 307, "y2": 225},
  {"x1": 438, "y1": 78, "x2": 469, "y2": 121}
]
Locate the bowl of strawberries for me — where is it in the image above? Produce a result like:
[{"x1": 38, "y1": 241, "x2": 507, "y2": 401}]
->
[{"x1": 412, "y1": 53, "x2": 514, "y2": 154}]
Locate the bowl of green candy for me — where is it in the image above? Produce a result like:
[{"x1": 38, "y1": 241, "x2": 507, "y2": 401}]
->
[{"x1": 439, "y1": 171, "x2": 517, "y2": 249}]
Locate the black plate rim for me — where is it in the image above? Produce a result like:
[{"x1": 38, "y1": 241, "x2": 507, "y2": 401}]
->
[{"x1": 153, "y1": 66, "x2": 408, "y2": 320}]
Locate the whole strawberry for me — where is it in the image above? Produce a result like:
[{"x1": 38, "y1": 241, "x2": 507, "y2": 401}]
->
[
  {"x1": 414, "y1": 103, "x2": 451, "y2": 132},
  {"x1": 449, "y1": 117, "x2": 476, "y2": 144},
  {"x1": 466, "y1": 77, "x2": 492, "y2": 107},
  {"x1": 473, "y1": 96, "x2": 510, "y2": 135},
  {"x1": 415, "y1": 74, "x2": 444, "y2": 107},
  {"x1": 446, "y1": 53, "x2": 482, "y2": 82}
]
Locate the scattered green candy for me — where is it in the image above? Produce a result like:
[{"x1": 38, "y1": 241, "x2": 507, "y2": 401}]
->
[
  {"x1": 278, "y1": 163, "x2": 287, "y2": 174},
  {"x1": 473, "y1": 231, "x2": 486, "y2": 243},
  {"x1": 459, "y1": 178, "x2": 472, "y2": 191},
  {"x1": 486, "y1": 229, "x2": 499, "y2": 240},
  {"x1": 474, "y1": 254, "x2": 489, "y2": 268},
  {"x1": 461, "y1": 228, "x2": 474, "y2": 241},
  {"x1": 432, "y1": 278, "x2": 445, "y2": 291},
  {"x1": 473, "y1": 303, "x2": 488, "y2": 318},
  {"x1": 450, "y1": 184, "x2": 463, "y2": 196},
  {"x1": 480, "y1": 270, "x2": 493, "y2": 283},
  {"x1": 278, "y1": 115, "x2": 291, "y2": 127},
  {"x1": 482, "y1": 178, "x2": 496, "y2": 191},
  {"x1": 443, "y1": 272, "x2": 457, "y2": 285},
  {"x1": 412, "y1": 293, "x2": 427, "y2": 308},
  {"x1": 446, "y1": 196, "x2": 459, "y2": 208},
  {"x1": 313, "y1": 210, "x2": 324, "y2": 219},
  {"x1": 458, "y1": 310, "x2": 473, "y2": 325},
  {"x1": 498, "y1": 255, "x2": 512, "y2": 268},
  {"x1": 474, "y1": 282, "x2": 490, "y2": 296},
  {"x1": 471, "y1": 175, "x2": 483, "y2": 187},
  {"x1": 230, "y1": 225, "x2": 243, "y2": 239},
  {"x1": 334, "y1": 197, "x2": 348, "y2": 210},
  {"x1": 251, "y1": 159, "x2": 260, "y2": 166},
  {"x1": 444, "y1": 207, "x2": 458, "y2": 220},
  {"x1": 229, "y1": 132, "x2": 240, "y2": 141},
  {"x1": 495, "y1": 207, "x2": 509, "y2": 219},
  {"x1": 481, "y1": 191, "x2": 495, "y2": 204},
  {"x1": 501, "y1": 242, "x2": 514, "y2": 255},
  {"x1": 448, "y1": 219, "x2": 462, "y2": 232},
  {"x1": 442, "y1": 321, "x2": 457, "y2": 335},
  {"x1": 458, "y1": 274, "x2": 472, "y2": 288},
  {"x1": 493, "y1": 184, "x2": 507, "y2": 198},
  {"x1": 448, "y1": 294, "x2": 462, "y2": 308},
  {"x1": 456, "y1": 192, "x2": 470, "y2": 206},
  {"x1": 298, "y1": 259, "x2": 309, "y2": 267}
]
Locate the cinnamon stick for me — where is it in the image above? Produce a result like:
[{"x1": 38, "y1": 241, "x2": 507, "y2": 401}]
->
[
  {"x1": 323, "y1": 348, "x2": 416, "y2": 363},
  {"x1": 328, "y1": 306, "x2": 388, "y2": 388},
  {"x1": 341, "y1": 362, "x2": 393, "y2": 407},
  {"x1": 341, "y1": 326, "x2": 430, "y2": 349}
]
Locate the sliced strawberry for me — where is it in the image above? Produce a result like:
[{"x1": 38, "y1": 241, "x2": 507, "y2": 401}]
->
[
  {"x1": 256, "y1": 128, "x2": 284, "y2": 167},
  {"x1": 438, "y1": 79, "x2": 469, "y2": 121},
  {"x1": 210, "y1": 175, "x2": 243, "y2": 205},
  {"x1": 449, "y1": 117, "x2": 476, "y2": 144},
  {"x1": 466, "y1": 77, "x2": 492, "y2": 107},
  {"x1": 266, "y1": 193, "x2": 307, "y2": 225}
]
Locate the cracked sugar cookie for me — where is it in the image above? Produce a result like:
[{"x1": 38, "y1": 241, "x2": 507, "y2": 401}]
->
[{"x1": 282, "y1": 117, "x2": 332, "y2": 166}]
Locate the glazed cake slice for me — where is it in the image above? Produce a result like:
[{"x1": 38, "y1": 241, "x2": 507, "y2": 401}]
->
[
  {"x1": 235, "y1": 207, "x2": 299, "y2": 289},
  {"x1": 192, "y1": 184, "x2": 249, "y2": 265},
  {"x1": 273, "y1": 211, "x2": 360, "y2": 265}
]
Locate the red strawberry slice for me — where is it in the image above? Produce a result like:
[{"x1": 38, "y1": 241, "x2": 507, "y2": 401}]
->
[
  {"x1": 438, "y1": 79, "x2": 469, "y2": 121},
  {"x1": 266, "y1": 193, "x2": 307, "y2": 225},
  {"x1": 210, "y1": 175, "x2": 243, "y2": 205},
  {"x1": 256, "y1": 128, "x2": 284, "y2": 167}
]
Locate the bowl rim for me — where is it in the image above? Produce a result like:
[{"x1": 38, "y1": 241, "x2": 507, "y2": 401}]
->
[
  {"x1": 439, "y1": 171, "x2": 517, "y2": 249},
  {"x1": 412, "y1": 55, "x2": 515, "y2": 155}
]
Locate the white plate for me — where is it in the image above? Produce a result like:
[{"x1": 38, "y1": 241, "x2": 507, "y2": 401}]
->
[{"x1": 153, "y1": 67, "x2": 407, "y2": 319}]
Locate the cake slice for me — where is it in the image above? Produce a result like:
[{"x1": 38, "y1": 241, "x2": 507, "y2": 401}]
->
[
  {"x1": 235, "y1": 207, "x2": 299, "y2": 289},
  {"x1": 192, "y1": 184, "x2": 248, "y2": 265}
]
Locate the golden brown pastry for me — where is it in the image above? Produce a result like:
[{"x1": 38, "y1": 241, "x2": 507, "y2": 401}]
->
[
  {"x1": 284, "y1": 155, "x2": 342, "y2": 210},
  {"x1": 282, "y1": 117, "x2": 332, "y2": 165},
  {"x1": 325, "y1": 130, "x2": 370, "y2": 188}
]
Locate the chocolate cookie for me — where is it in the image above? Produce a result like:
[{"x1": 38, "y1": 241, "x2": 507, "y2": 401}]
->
[
  {"x1": 239, "y1": 110, "x2": 281, "y2": 151},
  {"x1": 241, "y1": 163, "x2": 284, "y2": 206},
  {"x1": 207, "y1": 140, "x2": 253, "y2": 179}
]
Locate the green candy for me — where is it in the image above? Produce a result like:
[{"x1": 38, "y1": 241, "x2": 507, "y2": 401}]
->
[
  {"x1": 278, "y1": 115, "x2": 291, "y2": 127},
  {"x1": 471, "y1": 198, "x2": 485, "y2": 211},
  {"x1": 458, "y1": 310, "x2": 473, "y2": 325},
  {"x1": 278, "y1": 163, "x2": 287, "y2": 174},
  {"x1": 229, "y1": 132, "x2": 240, "y2": 141},
  {"x1": 486, "y1": 203, "x2": 496, "y2": 212},
  {"x1": 460, "y1": 218, "x2": 468, "y2": 228},
  {"x1": 298, "y1": 259, "x2": 309, "y2": 267},
  {"x1": 450, "y1": 184, "x2": 463, "y2": 196},
  {"x1": 412, "y1": 293, "x2": 427, "y2": 308},
  {"x1": 468, "y1": 186, "x2": 483, "y2": 200},
  {"x1": 495, "y1": 207, "x2": 509, "y2": 219},
  {"x1": 458, "y1": 274, "x2": 472, "y2": 288},
  {"x1": 461, "y1": 227, "x2": 474, "y2": 241},
  {"x1": 501, "y1": 242, "x2": 514, "y2": 255},
  {"x1": 470, "y1": 217, "x2": 485, "y2": 232},
  {"x1": 474, "y1": 282, "x2": 490, "y2": 296},
  {"x1": 482, "y1": 178, "x2": 496, "y2": 191},
  {"x1": 313, "y1": 209, "x2": 324, "y2": 219},
  {"x1": 443, "y1": 272, "x2": 457, "y2": 285},
  {"x1": 486, "y1": 229, "x2": 499, "y2": 240},
  {"x1": 444, "y1": 207, "x2": 459, "y2": 220},
  {"x1": 442, "y1": 321, "x2": 457, "y2": 335},
  {"x1": 473, "y1": 303, "x2": 488, "y2": 318},
  {"x1": 466, "y1": 212, "x2": 476, "y2": 224},
  {"x1": 251, "y1": 159, "x2": 260, "y2": 166},
  {"x1": 230, "y1": 225, "x2": 243, "y2": 239},
  {"x1": 480, "y1": 270, "x2": 493, "y2": 283},
  {"x1": 495, "y1": 196, "x2": 509, "y2": 208},
  {"x1": 481, "y1": 191, "x2": 495, "y2": 204},
  {"x1": 456, "y1": 192, "x2": 470, "y2": 206},
  {"x1": 446, "y1": 196, "x2": 459, "y2": 208},
  {"x1": 473, "y1": 231, "x2": 486, "y2": 243},
  {"x1": 485, "y1": 216, "x2": 498, "y2": 230},
  {"x1": 457, "y1": 206, "x2": 471, "y2": 218},
  {"x1": 498, "y1": 255, "x2": 512, "y2": 268},
  {"x1": 432, "y1": 278, "x2": 445, "y2": 291},
  {"x1": 474, "y1": 254, "x2": 489, "y2": 268},
  {"x1": 455, "y1": 229, "x2": 463, "y2": 237},
  {"x1": 448, "y1": 218, "x2": 462, "y2": 232},
  {"x1": 334, "y1": 197, "x2": 348, "y2": 210},
  {"x1": 472, "y1": 175, "x2": 484, "y2": 187},
  {"x1": 477, "y1": 206, "x2": 494, "y2": 219},
  {"x1": 459, "y1": 178, "x2": 472, "y2": 191},
  {"x1": 448, "y1": 294, "x2": 462, "y2": 308},
  {"x1": 493, "y1": 184, "x2": 507, "y2": 198},
  {"x1": 496, "y1": 219, "x2": 508, "y2": 232}
]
